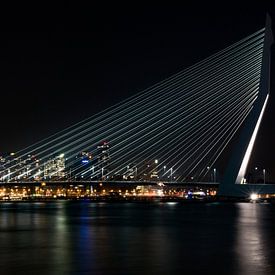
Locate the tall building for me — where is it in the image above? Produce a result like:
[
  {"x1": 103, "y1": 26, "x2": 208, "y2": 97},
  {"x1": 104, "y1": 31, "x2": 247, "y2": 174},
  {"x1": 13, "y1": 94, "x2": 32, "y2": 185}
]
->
[
  {"x1": 0, "y1": 154, "x2": 6, "y2": 181},
  {"x1": 97, "y1": 141, "x2": 110, "y2": 179},
  {"x1": 43, "y1": 154, "x2": 66, "y2": 179},
  {"x1": 0, "y1": 152, "x2": 21, "y2": 181},
  {"x1": 140, "y1": 159, "x2": 159, "y2": 180},
  {"x1": 0, "y1": 153, "x2": 42, "y2": 181},
  {"x1": 21, "y1": 154, "x2": 41, "y2": 180},
  {"x1": 69, "y1": 151, "x2": 94, "y2": 179},
  {"x1": 123, "y1": 163, "x2": 137, "y2": 180}
]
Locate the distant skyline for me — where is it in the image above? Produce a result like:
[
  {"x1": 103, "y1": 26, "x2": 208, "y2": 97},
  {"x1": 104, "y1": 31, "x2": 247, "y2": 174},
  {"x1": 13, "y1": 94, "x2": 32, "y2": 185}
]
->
[{"x1": 0, "y1": 4, "x2": 275, "y2": 179}]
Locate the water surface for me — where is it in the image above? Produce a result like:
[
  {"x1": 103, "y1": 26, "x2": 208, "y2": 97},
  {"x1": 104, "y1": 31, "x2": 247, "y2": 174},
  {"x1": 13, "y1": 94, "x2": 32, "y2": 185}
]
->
[{"x1": 0, "y1": 201, "x2": 275, "y2": 274}]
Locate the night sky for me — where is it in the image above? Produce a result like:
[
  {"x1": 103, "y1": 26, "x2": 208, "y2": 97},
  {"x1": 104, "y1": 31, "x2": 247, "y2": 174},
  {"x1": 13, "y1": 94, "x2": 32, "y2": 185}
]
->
[{"x1": 1, "y1": 3, "x2": 275, "y2": 178}]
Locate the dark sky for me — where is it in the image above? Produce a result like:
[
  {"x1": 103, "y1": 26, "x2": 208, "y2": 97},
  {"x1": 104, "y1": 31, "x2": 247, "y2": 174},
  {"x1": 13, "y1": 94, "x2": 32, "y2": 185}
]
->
[{"x1": 0, "y1": 3, "x2": 275, "y2": 178}]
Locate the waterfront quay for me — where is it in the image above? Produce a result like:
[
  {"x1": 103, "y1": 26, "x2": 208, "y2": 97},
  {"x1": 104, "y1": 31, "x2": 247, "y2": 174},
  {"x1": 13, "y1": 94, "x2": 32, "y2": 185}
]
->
[{"x1": 0, "y1": 181, "x2": 218, "y2": 201}]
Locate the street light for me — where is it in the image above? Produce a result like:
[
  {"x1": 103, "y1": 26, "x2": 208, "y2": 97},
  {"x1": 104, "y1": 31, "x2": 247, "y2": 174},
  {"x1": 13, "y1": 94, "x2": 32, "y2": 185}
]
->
[
  {"x1": 206, "y1": 166, "x2": 210, "y2": 181},
  {"x1": 213, "y1": 168, "x2": 216, "y2": 183},
  {"x1": 263, "y1": 168, "x2": 266, "y2": 184},
  {"x1": 163, "y1": 166, "x2": 166, "y2": 177},
  {"x1": 135, "y1": 167, "x2": 138, "y2": 180}
]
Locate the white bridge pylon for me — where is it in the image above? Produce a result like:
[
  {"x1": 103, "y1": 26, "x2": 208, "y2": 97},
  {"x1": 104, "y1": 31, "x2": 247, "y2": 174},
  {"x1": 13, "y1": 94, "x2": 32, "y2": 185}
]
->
[{"x1": 219, "y1": 14, "x2": 274, "y2": 197}]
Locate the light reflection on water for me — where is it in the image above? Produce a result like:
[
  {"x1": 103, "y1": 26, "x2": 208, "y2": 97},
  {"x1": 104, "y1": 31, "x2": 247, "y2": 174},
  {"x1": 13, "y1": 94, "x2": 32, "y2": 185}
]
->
[
  {"x1": 0, "y1": 201, "x2": 275, "y2": 274},
  {"x1": 236, "y1": 203, "x2": 274, "y2": 275}
]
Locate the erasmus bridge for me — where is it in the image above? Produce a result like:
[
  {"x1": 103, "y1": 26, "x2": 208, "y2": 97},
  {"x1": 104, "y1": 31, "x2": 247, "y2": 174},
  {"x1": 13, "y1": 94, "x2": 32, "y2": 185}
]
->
[{"x1": 0, "y1": 15, "x2": 274, "y2": 198}]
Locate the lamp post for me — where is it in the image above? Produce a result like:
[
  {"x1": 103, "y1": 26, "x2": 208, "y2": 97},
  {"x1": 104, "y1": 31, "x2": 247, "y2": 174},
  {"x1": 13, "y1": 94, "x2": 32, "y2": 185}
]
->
[
  {"x1": 7, "y1": 168, "x2": 10, "y2": 182},
  {"x1": 213, "y1": 168, "x2": 216, "y2": 183},
  {"x1": 254, "y1": 167, "x2": 258, "y2": 184},
  {"x1": 207, "y1": 166, "x2": 210, "y2": 181},
  {"x1": 263, "y1": 168, "x2": 266, "y2": 184}
]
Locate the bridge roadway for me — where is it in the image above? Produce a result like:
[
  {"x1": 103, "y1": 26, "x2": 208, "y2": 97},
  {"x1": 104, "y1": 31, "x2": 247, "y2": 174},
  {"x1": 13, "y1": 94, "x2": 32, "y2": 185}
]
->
[
  {"x1": 3, "y1": 180, "x2": 275, "y2": 199},
  {"x1": 0, "y1": 180, "x2": 219, "y2": 188}
]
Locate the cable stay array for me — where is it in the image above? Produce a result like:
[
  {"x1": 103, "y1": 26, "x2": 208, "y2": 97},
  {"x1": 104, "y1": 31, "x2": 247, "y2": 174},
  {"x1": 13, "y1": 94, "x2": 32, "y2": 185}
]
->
[{"x1": 0, "y1": 27, "x2": 266, "y2": 183}]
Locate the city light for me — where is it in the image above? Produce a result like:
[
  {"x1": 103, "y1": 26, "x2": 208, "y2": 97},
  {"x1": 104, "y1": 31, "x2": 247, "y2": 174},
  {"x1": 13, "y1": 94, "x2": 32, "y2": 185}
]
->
[{"x1": 250, "y1": 193, "x2": 258, "y2": 201}]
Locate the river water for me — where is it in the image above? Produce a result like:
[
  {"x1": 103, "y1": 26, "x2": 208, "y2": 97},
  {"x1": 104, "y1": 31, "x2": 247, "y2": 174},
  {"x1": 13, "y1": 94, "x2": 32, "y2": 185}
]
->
[{"x1": 0, "y1": 201, "x2": 275, "y2": 274}]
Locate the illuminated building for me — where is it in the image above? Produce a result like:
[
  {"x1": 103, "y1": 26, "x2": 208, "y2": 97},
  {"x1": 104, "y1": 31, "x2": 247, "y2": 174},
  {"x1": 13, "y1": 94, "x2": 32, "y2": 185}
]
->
[
  {"x1": 140, "y1": 159, "x2": 159, "y2": 180},
  {"x1": 43, "y1": 153, "x2": 66, "y2": 179},
  {"x1": 69, "y1": 151, "x2": 94, "y2": 179},
  {"x1": 0, "y1": 153, "x2": 42, "y2": 181},
  {"x1": 97, "y1": 141, "x2": 110, "y2": 179},
  {"x1": 123, "y1": 163, "x2": 137, "y2": 180},
  {"x1": 20, "y1": 154, "x2": 41, "y2": 180},
  {"x1": 0, "y1": 155, "x2": 6, "y2": 181},
  {"x1": 0, "y1": 152, "x2": 22, "y2": 181}
]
